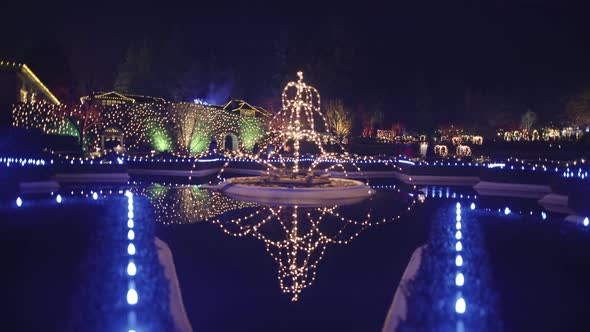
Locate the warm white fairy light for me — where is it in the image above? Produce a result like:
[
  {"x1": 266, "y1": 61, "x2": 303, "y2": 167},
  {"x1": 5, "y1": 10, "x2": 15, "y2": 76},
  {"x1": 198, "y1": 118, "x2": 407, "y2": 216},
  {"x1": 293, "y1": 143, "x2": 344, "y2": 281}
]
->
[
  {"x1": 206, "y1": 201, "x2": 416, "y2": 301},
  {"x1": 136, "y1": 182, "x2": 417, "y2": 301},
  {"x1": 471, "y1": 136, "x2": 483, "y2": 145},
  {"x1": 135, "y1": 184, "x2": 258, "y2": 225},
  {"x1": 212, "y1": 71, "x2": 376, "y2": 189},
  {"x1": 12, "y1": 100, "x2": 267, "y2": 156},
  {"x1": 456, "y1": 145, "x2": 472, "y2": 157},
  {"x1": 434, "y1": 145, "x2": 449, "y2": 157}
]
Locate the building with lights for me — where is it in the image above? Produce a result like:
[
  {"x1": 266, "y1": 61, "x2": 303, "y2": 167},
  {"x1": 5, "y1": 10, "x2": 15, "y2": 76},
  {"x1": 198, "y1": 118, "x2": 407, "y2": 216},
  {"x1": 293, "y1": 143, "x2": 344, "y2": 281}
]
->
[
  {"x1": 219, "y1": 99, "x2": 272, "y2": 118},
  {"x1": 12, "y1": 95, "x2": 270, "y2": 155},
  {"x1": 0, "y1": 61, "x2": 60, "y2": 126}
]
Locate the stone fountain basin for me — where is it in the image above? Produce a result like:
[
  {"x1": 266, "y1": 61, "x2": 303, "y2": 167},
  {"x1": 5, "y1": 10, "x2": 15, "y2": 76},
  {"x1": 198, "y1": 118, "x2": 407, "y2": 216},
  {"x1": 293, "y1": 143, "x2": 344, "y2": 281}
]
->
[{"x1": 209, "y1": 176, "x2": 375, "y2": 207}]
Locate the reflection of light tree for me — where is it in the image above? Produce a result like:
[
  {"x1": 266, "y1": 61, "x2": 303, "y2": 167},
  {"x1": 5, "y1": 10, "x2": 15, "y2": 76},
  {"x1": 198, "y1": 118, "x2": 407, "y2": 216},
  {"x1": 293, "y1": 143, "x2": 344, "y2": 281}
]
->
[
  {"x1": 211, "y1": 205, "x2": 373, "y2": 301},
  {"x1": 209, "y1": 200, "x2": 416, "y2": 301},
  {"x1": 136, "y1": 184, "x2": 417, "y2": 301}
]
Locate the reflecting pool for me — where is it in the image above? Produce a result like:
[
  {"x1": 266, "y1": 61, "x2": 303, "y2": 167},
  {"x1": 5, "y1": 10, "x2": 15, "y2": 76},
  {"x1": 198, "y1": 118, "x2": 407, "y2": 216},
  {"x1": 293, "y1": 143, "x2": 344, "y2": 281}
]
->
[{"x1": 3, "y1": 181, "x2": 590, "y2": 331}]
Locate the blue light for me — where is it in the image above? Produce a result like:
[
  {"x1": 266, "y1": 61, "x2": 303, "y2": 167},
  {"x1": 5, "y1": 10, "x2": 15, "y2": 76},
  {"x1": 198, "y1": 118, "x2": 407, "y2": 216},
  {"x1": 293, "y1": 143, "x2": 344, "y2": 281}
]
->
[
  {"x1": 455, "y1": 255, "x2": 463, "y2": 266},
  {"x1": 455, "y1": 273, "x2": 465, "y2": 286},
  {"x1": 398, "y1": 159, "x2": 415, "y2": 166},
  {"x1": 455, "y1": 231, "x2": 462, "y2": 240},
  {"x1": 56, "y1": 194, "x2": 62, "y2": 204},
  {"x1": 193, "y1": 98, "x2": 210, "y2": 105},
  {"x1": 455, "y1": 297, "x2": 466, "y2": 314},
  {"x1": 92, "y1": 192, "x2": 98, "y2": 200},
  {"x1": 456, "y1": 215, "x2": 462, "y2": 222},
  {"x1": 456, "y1": 222, "x2": 462, "y2": 230},
  {"x1": 470, "y1": 203, "x2": 475, "y2": 210},
  {"x1": 128, "y1": 243, "x2": 136, "y2": 255},
  {"x1": 16, "y1": 197, "x2": 22, "y2": 207},
  {"x1": 127, "y1": 261, "x2": 137, "y2": 276},
  {"x1": 456, "y1": 241, "x2": 463, "y2": 252},
  {"x1": 504, "y1": 207, "x2": 511, "y2": 215},
  {"x1": 128, "y1": 230, "x2": 135, "y2": 240},
  {"x1": 541, "y1": 211, "x2": 547, "y2": 220},
  {"x1": 584, "y1": 217, "x2": 589, "y2": 227},
  {"x1": 487, "y1": 163, "x2": 505, "y2": 169},
  {"x1": 128, "y1": 211, "x2": 134, "y2": 219},
  {"x1": 456, "y1": 202, "x2": 461, "y2": 209},
  {"x1": 128, "y1": 219, "x2": 134, "y2": 228},
  {"x1": 127, "y1": 288, "x2": 138, "y2": 305}
]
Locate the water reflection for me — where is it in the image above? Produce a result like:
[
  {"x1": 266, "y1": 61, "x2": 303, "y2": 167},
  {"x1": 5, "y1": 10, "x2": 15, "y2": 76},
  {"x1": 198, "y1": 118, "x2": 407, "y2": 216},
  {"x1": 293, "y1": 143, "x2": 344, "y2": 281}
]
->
[
  {"x1": 136, "y1": 184, "x2": 416, "y2": 301},
  {"x1": 136, "y1": 184, "x2": 258, "y2": 225}
]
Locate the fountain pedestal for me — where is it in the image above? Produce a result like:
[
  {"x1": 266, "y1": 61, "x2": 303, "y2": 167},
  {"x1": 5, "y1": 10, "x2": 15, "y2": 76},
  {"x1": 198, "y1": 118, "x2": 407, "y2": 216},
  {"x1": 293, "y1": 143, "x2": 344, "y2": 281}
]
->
[{"x1": 213, "y1": 175, "x2": 374, "y2": 207}]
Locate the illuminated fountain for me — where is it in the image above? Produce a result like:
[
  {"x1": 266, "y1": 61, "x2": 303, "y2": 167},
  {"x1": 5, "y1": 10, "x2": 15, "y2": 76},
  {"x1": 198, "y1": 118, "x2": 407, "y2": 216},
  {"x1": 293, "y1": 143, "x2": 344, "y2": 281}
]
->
[
  {"x1": 140, "y1": 73, "x2": 420, "y2": 301},
  {"x1": 207, "y1": 72, "x2": 374, "y2": 205}
]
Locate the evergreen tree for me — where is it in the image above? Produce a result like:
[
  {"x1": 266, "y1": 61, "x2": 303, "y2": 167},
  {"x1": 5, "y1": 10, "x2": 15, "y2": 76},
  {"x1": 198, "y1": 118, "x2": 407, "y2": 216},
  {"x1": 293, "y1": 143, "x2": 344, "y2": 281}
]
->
[
  {"x1": 114, "y1": 44, "x2": 138, "y2": 93},
  {"x1": 114, "y1": 38, "x2": 153, "y2": 95}
]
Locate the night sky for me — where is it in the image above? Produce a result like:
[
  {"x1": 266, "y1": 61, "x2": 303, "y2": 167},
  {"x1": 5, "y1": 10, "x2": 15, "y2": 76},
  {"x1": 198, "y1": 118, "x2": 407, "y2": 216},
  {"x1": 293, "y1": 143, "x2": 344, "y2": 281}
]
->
[{"x1": 3, "y1": 1, "x2": 590, "y2": 129}]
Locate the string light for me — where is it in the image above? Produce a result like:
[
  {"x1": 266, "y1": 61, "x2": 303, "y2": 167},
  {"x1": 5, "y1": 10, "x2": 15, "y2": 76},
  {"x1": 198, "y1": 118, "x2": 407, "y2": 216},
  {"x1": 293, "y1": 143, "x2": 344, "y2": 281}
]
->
[
  {"x1": 127, "y1": 262, "x2": 137, "y2": 276},
  {"x1": 0, "y1": 61, "x2": 60, "y2": 104},
  {"x1": 127, "y1": 243, "x2": 136, "y2": 255},
  {"x1": 455, "y1": 255, "x2": 463, "y2": 266},
  {"x1": 126, "y1": 288, "x2": 138, "y2": 305},
  {"x1": 455, "y1": 297, "x2": 466, "y2": 314},
  {"x1": 455, "y1": 273, "x2": 465, "y2": 286},
  {"x1": 434, "y1": 145, "x2": 449, "y2": 157},
  {"x1": 135, "y1": 180, "x2": 416, "y2": 301},
  {"x1": 12, "y1": 99, "x2": 267, "y2": 156},
  {"x1": 205, "y1": 200, "x2": 416, "y2": 301}
]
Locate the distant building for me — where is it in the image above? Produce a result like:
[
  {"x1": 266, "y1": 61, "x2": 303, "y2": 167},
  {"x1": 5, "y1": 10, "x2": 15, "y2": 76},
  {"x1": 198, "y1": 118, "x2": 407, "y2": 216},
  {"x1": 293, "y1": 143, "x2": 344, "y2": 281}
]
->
[
  {"x1": 80, "y1": 91, "x2": 166, "y2": 106},
  {"x1": 220, "y1": 99, "x2": 272, "y2": 118},
  {"x1": 0, "y1": 61, "x2": 60, "y2": 126}
]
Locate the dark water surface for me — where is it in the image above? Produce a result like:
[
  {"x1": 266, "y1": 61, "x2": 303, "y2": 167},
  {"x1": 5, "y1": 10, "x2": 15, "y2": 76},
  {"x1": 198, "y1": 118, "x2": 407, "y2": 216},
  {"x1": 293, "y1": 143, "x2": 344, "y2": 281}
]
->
[
  {"x1": 153, "y1": 190, "x2": 431, "y2": 332},
  {"x1": 2, "y1": 183, "x2": 590, "y2": 331}
]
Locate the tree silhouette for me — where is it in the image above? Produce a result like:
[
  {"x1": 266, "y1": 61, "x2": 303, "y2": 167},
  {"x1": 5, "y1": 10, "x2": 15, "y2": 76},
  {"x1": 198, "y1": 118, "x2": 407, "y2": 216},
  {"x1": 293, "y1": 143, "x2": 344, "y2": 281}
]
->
[
  {"x1": 565, "y1": 89, "x2": 590, "y2": 127},
  {"x1": 520, "y1": 110, "x2": 537, "y2": 131}
]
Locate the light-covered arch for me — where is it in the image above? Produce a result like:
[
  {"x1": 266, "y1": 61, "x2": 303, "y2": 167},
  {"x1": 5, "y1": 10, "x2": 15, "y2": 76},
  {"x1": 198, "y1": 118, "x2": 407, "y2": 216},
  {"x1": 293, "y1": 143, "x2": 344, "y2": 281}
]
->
[{"x1": 220, "y1": 132, "x2": 239, "y2": 152}]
